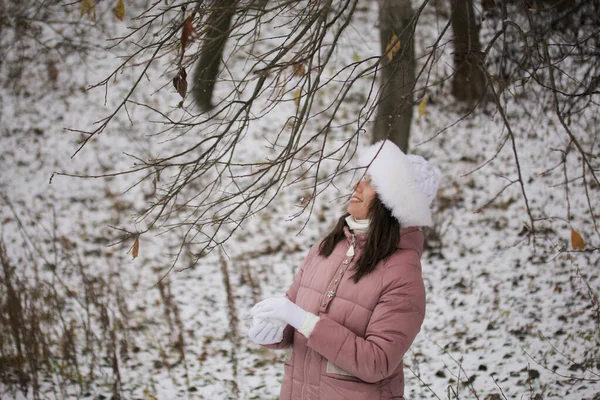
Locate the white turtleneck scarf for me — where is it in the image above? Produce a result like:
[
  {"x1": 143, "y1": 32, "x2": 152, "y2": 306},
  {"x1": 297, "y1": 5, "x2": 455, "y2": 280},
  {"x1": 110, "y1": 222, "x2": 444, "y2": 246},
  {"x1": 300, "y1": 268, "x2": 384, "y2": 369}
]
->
[
  {"x1": 345, "y1": 215, "x2": 369, "y2": 233},
  {"x1": 344, "y1": 215, "x2": 369, "y2": 256}
]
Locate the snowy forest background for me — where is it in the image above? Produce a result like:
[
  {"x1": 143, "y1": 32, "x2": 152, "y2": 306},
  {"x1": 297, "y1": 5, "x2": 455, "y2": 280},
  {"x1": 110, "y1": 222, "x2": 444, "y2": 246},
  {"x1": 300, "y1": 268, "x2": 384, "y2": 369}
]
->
[{"x1": 0, "y1": 0, "x2": 599, "y2": 399}]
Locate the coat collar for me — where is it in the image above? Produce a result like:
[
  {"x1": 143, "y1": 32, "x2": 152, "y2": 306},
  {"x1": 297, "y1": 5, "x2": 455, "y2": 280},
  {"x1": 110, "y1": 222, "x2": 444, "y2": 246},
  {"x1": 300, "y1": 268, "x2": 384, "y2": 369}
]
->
[
  {"x1": 343, "y1": 225, "x2": 423, "y2": 257},
  {"x1": 343, "y1": 226, "x2": 367, "y2": 247}
]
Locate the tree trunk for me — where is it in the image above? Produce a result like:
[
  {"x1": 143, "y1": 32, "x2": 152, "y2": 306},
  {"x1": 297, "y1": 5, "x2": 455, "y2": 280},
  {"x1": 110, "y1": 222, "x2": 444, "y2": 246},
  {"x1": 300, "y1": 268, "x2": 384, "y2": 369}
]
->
[
  {"x1": 192, "y1": 0, "x2": 237, "y2": 111},
  {"x1": 373, "y1": 0, "x2": 416, "y2": 153},
  {"x1": 450, "y1": 0, "x2": 485, "y2": 102}
]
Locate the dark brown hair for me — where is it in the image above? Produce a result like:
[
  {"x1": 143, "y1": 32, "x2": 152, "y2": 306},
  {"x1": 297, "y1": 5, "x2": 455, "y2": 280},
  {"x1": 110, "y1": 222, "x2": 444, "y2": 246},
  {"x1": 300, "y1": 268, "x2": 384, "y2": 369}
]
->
[{"x1": 319, "y1": 195, "x2": 401, "y2": 283}]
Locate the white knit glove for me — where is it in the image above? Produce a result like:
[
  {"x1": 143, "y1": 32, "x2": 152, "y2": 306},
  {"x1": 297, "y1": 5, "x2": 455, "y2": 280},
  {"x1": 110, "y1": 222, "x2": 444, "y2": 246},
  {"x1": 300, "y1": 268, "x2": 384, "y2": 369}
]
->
[
  {"x1": 251, "y1": 297, "x2": 308, "y2": 330},
  {"x1": 247, "y1": 318, "x2": 284, "y2": 345}
]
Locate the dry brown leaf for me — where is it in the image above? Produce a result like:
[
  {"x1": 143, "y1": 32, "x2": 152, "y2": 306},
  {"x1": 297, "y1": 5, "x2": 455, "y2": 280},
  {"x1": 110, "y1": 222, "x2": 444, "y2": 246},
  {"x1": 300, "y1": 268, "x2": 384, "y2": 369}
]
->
[
  {"x1": 173, "y1": 67, "x2": 187, "y2": 99},
  {"x1": 181, "y1": 14, "x2": 194, "y2": 50},
  {"x1": 385, "y1": 33, "x2": 401, "y2": 62},
  {"x1": 114, "y1": 0, "x2": 125, "y2": 21},
  {"x1": 293, "y1": 89, "x2": 301, "y2": 107},
  {"x1": 293, "y1": 63, "x2": 306, "y2": 76},
  {"x1": 418, "y1": 97, "x2": 427, "y2": 118},
  {"x1": 80, "y1": 0, "x2": 95, "y2": 20},
  {"x1": 132, "y1": 236, "x2": 140, "y2": 259},
  {"x1": 571, "y1": 229, "x2": 585, "y2": 250},
  {"x1": 150, "y1": 177, "x2": 157, "y2": 197}
]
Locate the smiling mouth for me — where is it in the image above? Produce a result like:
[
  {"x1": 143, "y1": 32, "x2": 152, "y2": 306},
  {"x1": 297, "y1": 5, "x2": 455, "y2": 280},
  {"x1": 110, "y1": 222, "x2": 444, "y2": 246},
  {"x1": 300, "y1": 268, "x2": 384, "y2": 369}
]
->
[{"x1": 350, "y1": 196, "x2": 362, "y2": 203}]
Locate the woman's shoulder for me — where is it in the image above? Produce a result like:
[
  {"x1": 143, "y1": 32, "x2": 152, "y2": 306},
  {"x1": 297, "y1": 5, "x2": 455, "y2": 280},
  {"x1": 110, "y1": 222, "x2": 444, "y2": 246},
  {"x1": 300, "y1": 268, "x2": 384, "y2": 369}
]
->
[
  {"x1": 384, "y1": 241, "x2": 422, "y2": 267},
  {"x1": 378, "y1": 247, "x2": 423, "y2": 287},
  {"x1": 302, "y1": 238, "x2": 327, "y2": 264}
]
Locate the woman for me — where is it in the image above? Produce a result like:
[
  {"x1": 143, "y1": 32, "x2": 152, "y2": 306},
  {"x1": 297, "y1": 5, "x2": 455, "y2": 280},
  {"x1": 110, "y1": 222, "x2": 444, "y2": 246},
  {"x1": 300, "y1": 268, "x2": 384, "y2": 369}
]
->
[{"x1": 248, "y1": 140, "x2": 439, "y2": 400}]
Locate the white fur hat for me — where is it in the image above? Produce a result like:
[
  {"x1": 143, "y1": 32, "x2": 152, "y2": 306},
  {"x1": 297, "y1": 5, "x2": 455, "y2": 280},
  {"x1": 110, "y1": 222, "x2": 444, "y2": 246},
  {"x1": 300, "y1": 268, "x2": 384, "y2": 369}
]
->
[{"x1": 358, "y1": 140, "x2": 439, "y2": 227}]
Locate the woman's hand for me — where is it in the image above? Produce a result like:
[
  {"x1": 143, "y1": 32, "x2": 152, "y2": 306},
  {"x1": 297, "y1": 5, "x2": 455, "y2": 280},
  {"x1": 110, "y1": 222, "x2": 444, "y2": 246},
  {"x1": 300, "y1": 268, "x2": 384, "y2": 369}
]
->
[
  {"x1": 251, "y1": 297, "x2": 308, "y2": 330},
  {"x1": 247, "y1": 318, "x2": 284, "y2": 345}
]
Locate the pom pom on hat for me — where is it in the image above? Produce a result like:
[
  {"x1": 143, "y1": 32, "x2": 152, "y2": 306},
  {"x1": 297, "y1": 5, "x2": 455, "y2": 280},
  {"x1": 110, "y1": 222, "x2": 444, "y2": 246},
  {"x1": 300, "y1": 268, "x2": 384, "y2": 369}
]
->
[
  {"x1": 359, "y1": 140, "x2": 439, "y2": 227},
  {"x1": 406, "y1": 154, "x2": 440, "y2": 206}
]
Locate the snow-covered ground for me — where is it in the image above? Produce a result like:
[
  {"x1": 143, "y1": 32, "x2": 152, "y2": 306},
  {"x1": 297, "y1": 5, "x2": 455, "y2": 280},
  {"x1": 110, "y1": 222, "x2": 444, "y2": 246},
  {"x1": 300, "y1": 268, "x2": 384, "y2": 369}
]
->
[{"x1": 1, "y1": 1, "x2": 598, "y2": 399}]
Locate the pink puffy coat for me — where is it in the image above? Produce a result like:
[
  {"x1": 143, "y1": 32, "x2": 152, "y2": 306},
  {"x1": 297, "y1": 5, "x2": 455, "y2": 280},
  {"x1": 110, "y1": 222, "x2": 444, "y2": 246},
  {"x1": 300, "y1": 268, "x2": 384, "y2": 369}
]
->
[{"x1": 266, "y1": 225, "x2": 426, "y2": 399}]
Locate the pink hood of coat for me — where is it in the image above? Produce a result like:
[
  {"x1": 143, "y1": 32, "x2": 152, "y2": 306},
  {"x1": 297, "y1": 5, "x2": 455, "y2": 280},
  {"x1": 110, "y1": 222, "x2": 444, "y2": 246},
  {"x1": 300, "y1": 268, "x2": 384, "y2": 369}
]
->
[{"x1": 266, "y1": 225, "x2": 426, "y2": 400}]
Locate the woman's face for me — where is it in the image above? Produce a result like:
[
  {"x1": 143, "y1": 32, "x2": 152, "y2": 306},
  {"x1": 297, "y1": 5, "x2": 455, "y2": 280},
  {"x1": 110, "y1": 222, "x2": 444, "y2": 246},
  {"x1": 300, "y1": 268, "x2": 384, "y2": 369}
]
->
[{"x1": 347, "y1": 176, "x2": 377, "y2": 219}]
